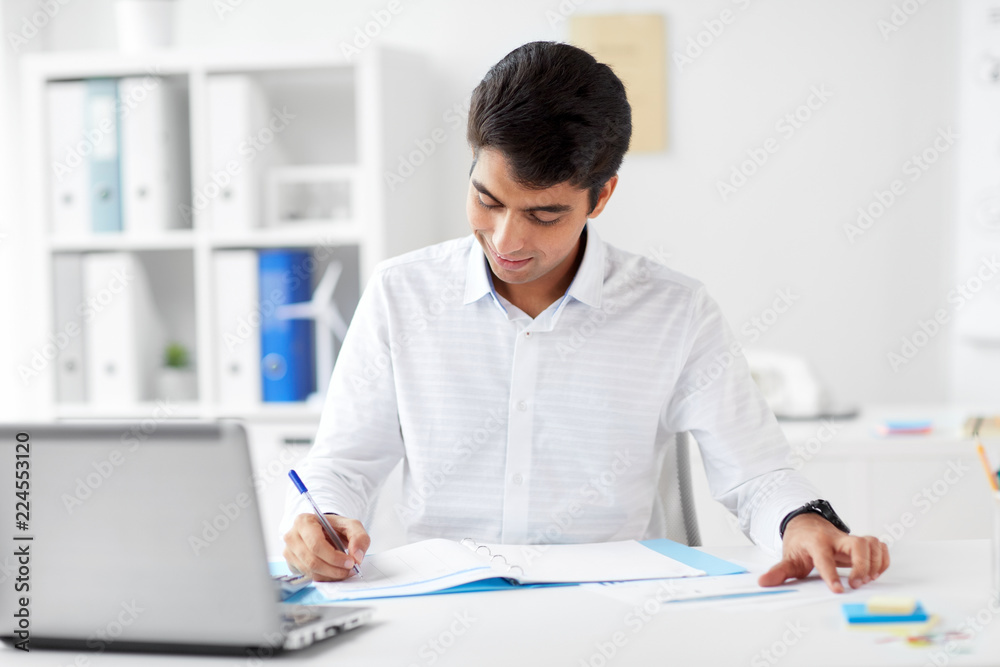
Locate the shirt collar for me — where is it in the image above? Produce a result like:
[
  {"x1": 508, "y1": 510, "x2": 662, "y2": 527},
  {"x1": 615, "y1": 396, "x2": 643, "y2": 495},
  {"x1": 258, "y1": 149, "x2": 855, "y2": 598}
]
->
[{"x1": 462, "y1": 225, "x2": 605, "y2": 310}]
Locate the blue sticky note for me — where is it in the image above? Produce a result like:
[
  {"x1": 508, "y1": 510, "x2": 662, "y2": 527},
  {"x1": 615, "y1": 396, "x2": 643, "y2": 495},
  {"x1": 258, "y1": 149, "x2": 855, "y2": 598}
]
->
[{"x1": 842, "y1": 602, "x2": 928, "y2": 624}]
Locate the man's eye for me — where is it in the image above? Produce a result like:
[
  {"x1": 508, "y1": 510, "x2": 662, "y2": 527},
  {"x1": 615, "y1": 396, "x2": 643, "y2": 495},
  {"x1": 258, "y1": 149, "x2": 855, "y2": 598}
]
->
[
  {"x1": 531, "y1": 216, "x2": 560, "y2": 226},
  {"x1": 477, "y1": 196, "x2": 499, "y2": 209}
]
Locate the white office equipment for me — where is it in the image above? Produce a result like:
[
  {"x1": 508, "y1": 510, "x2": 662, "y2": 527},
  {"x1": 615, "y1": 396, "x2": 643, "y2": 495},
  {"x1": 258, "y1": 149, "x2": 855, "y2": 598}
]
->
[
  {"x1": 212, "y1": 250, "x2": 263, "y2": 407},
  {"x1": 82, "y1": 252, "x2": 163, "y2": 405},
  {"x1": 206, "y1": 75, "x2": 272, "y2": 231},
  {"x1": 46, "y1": 81, "x2": 90, "y2": 235},
  {"x1": 119, "y1": 76, "x2": 190, "y2": 232},
  {"x1": 52, "y1": 253, "x2": 87, "y2": 402}
]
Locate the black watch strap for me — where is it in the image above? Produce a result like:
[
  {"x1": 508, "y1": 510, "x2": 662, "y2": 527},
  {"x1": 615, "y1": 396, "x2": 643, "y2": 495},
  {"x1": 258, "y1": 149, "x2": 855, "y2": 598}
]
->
[{"x1": 779, "y1": 499, "x2": 850, "y2": 539}]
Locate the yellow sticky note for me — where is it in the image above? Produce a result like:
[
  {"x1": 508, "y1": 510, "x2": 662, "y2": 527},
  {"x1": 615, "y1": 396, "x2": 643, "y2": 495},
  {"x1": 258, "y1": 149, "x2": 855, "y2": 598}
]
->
[{"x1": 866, "y1": 596, "x2": 917, "y2": 615}]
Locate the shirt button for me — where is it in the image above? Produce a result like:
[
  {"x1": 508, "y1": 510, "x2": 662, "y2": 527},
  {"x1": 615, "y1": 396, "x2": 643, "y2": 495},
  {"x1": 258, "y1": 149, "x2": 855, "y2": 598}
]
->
[
  {"x1": 512, "y1": 473, "x2": 524, "y2": 485},
  {"x1": 517, "y1": 400, "x2": 527, "y2": 412},
  {"x1": 525, "y1": 331, "x2": 531, "y2": 337}
]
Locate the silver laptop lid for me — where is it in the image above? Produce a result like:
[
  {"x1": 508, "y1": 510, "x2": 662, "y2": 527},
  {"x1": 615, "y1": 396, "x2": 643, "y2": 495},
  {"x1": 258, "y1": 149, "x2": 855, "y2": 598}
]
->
[{"x1": 0, "y1": 421, "x2": 282, "y2": 649}]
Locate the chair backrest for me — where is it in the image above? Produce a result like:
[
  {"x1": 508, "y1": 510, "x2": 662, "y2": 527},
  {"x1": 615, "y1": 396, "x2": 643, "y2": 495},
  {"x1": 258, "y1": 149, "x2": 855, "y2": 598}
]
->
[{"x1": 655, "y1": 431, "x2": 702, "y2": 546}]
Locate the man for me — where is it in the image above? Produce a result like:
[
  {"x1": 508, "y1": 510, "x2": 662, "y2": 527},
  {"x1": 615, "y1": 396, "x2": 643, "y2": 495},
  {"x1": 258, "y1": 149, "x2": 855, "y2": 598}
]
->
[{"x1": 281, "y1": 41, "x2": 888, "y2": 594}]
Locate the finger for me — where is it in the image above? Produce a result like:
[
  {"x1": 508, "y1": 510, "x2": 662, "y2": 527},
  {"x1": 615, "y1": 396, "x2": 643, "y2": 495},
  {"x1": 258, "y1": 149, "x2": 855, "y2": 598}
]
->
[
  {"x1": 302, "y1": 519, "x2": 358, "y2": 569},
  {"x1": 282, "y1": 532, "x2": 354, "y2": 581},
  {"x1": 846, "y1": 538, "x2": 873, "y2": 589},
  {"x1": 328, "y1": 515, "x2": 371, "y2": 565},
  {"x1": 758, "y1": 560, "x2": 793, "y2": 588},
  {"x1": 876, "y1": 540, "x2": 890, "y2": 578},
  {"x1": 812, "y1": 549, "x2": 844, "y2": 594},
  {"x1": 866, "y1": 538, "x2": 883, "y2": 583}
]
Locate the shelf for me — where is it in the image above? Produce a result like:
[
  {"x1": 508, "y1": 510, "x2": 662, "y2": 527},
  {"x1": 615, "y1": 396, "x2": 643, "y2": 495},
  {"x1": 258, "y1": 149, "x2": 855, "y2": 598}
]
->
[
  {"x1": 54, "y1": 401, "x2": 204, "y2": 420},
  {"x1": 21, "y1": 47, "x2": 354, "y2": 81},
  {"x1": 208, "y1": 224, "x2": 363, "y2": 249},
  {"x1": 49, "y1": 230, "x2": 196, "y2": 252}
]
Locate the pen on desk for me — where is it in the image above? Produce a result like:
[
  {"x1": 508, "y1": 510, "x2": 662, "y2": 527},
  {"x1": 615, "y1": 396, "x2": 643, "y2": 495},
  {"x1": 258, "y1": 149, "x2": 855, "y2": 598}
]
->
[
  {"x1": 288, "y1": 469, "x2": 363, "y2": 578},
  {"x1": 974, "y1": 437, "x2": 1000, "y2": 493}
]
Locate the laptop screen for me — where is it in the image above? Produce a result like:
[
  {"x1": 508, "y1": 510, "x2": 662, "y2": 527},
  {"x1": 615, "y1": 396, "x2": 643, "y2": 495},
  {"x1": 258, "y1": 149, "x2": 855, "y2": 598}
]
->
[{"x1": 0, "y1": 422, "x2": 282, "y2": 649}]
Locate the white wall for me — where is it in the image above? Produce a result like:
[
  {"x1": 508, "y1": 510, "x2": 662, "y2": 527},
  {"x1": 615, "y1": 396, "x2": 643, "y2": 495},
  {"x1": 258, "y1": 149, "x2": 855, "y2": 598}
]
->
[{"x1": 0, "y1": 0, "x2": 960, "y2": 410}]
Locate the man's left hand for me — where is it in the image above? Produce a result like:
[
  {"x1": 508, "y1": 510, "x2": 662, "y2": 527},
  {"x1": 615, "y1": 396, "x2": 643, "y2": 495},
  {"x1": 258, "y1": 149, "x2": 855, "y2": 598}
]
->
[{"x1": 757, "y1": 512, "x2": 889, "y2": 593}]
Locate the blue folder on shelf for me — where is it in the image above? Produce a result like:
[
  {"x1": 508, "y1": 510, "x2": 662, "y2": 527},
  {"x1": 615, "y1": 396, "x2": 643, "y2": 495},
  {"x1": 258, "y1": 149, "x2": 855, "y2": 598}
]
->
[
  {"x1": 87, "y1": 78, "x2": 122, "y2": 233},
  {"x1": 259, "y1": 250, "x2": 316, "y2": 402}
]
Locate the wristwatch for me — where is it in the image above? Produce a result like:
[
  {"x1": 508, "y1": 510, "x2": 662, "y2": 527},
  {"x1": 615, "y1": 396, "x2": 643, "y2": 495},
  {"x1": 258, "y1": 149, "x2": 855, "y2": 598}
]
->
[{"x1": 779, "y1": 499, "x2": 850, "y2": 539}]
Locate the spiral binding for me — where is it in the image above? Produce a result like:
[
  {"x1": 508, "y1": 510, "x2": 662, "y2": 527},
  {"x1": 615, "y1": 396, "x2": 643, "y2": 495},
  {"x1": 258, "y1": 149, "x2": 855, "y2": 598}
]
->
[{"x1": 460, "y1": 538, "x2": 524, "y2": 578}]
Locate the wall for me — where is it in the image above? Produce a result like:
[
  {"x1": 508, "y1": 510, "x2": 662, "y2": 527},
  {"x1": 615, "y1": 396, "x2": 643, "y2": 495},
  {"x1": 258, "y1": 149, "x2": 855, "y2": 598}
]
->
[{"x1": 0, "y1": 0, "x2": 960, "y2": 412}]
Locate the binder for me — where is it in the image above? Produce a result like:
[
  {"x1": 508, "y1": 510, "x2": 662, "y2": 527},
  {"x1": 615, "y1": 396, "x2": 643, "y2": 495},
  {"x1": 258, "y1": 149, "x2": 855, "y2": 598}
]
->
[
  {"x1": 52, "y1": 253, "x2": 87, "y2": 403},
  {"x1": 259, "y1": 250, "x2": 315, "y2": 402},
  {"x1": 82, "y1": 252, "x2": 163, "y2": 405},
  {"x1": 213, "y1": 250, "x2": 262, "y2": 407},
  {"x1": 206, "y1": 75, "x2": 272, "y2": 231},
  {"x1": 287, "y1": 538, "x2": 748, "y2": 603},
  {"x1": 46, "y1": 81, "x2": 90, "y2": 235},
  {"x1": 86, "y1": 79, "x2": 123, "y2": 233},
  {"x1": 119, "y1": 76, "x2": 191, "y2": 233}
]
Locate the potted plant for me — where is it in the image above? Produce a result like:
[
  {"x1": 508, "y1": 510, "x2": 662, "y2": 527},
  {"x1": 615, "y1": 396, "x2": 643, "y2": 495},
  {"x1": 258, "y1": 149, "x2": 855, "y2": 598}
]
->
[{"x1": 157, "y1": 342, "x2": 197, "y2": 401}]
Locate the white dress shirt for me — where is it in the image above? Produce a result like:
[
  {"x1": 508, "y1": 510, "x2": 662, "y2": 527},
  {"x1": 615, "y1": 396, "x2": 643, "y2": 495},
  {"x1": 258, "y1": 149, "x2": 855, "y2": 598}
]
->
[{"x1": 280, "y1": 226, "x2": 820, "y2": 555}]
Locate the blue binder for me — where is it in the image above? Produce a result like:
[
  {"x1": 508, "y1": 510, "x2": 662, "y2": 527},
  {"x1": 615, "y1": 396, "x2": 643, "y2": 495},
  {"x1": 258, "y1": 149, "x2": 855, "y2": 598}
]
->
[
  {"x1": 86, "y1": 78, "x2": 122, "y2": 233},
  {"x1": 259, "y1": 250, "x2": 316, "y2": 402}
]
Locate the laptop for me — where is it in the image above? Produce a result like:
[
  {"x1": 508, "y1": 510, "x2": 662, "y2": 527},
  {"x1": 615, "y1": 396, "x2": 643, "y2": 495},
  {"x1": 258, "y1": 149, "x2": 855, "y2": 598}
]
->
[{"x1": 0, "y1": 421, "x2": 371, "y2": 655}]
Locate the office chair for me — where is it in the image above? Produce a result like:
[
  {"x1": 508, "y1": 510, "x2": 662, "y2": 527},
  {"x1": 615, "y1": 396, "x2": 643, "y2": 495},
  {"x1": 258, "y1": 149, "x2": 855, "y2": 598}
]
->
[{"x1": 656, "y1": 431, "x2": 702, "y2": 547}]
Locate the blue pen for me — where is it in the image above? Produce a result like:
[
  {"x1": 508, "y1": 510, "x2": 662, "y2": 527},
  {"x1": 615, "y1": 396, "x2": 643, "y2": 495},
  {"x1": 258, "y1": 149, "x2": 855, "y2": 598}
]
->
[{"x1": 288, "y1": 470, "x2": 362, "y2": 578}]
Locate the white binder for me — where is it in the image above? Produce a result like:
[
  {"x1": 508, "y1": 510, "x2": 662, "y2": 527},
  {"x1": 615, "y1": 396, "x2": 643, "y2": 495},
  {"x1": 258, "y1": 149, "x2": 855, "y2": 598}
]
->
[
  {"x1": 119, "y1": 76, "x2": 191, "y2": 233},
  {"x1": 46, "y1": 81, "x2": 90, "y2": 235},
  {"x1": 206, "y1": 75, "x2": 272, "y2": 231},
  {"x1": 82, "y1": 252, "x2": 163, "y2": 405},
  {"x1": 52, "y1": 253, "x2": 87, "y2": 403},
  {"x1": 212, "y1": 250, "x2": 262, "y2": 407}
]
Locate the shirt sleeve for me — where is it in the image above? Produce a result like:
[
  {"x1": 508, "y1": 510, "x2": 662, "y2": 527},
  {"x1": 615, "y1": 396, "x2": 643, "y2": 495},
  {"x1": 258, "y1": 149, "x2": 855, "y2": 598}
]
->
[
  {"x1": 663, "y1": 286, "x2": 821, "y2": 556},
  {"x1": 278, "y1": 268, "x2": 405, "y2": 537}
]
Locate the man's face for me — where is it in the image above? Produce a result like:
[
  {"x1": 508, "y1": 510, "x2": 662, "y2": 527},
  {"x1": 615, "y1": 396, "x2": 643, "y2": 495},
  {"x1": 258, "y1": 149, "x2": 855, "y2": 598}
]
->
[{"x1": 467, "y1": 148, "x2": 614, "y2": 288}]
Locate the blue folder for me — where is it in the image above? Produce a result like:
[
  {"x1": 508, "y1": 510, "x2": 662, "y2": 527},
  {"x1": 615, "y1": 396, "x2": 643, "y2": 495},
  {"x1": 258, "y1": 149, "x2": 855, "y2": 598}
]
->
[
  {"x1": 271, "y1": 538, "x2": 749, "y2": 605},
  {"x1": 259, "y1": 250, "x2": 316, "y2": 402},
  {"x1": 87, "y1": 78, "x2": 122, "y2": 233}
]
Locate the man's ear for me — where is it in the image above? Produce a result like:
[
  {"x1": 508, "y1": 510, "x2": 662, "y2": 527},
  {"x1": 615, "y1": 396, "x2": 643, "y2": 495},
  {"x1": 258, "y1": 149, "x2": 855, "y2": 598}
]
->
[{"x1": 588, "y1": 175, "x2": 619, "y2": 219}]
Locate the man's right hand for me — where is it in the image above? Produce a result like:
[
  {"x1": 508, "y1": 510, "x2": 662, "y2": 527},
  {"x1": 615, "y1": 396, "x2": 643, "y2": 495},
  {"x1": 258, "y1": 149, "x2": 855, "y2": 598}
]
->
[{"x1": 282, "y1": 513, "x2": 371, "y2": 581}]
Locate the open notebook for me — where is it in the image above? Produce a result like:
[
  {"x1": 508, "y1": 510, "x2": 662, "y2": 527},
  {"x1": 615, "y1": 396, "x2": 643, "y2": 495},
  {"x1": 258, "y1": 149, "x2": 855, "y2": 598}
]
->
[{"x1": 306, "y1": 538, "x2": 745, "y2": 602}]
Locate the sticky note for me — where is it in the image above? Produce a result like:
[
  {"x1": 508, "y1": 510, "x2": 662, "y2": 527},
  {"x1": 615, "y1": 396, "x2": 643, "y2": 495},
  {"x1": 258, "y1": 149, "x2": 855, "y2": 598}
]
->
[
  {"x1": 866, "y1": 596, "x2": 917, "y2": 615},
  {"x1": 843, "y1": 602, "x2": 928, "y2": 624}
]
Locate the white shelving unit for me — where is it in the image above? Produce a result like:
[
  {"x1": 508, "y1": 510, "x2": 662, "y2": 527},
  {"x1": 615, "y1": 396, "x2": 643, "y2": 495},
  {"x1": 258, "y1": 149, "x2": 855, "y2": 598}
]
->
[{"x1": 21, "y1": 46, "x2": 440, "y2": 422}]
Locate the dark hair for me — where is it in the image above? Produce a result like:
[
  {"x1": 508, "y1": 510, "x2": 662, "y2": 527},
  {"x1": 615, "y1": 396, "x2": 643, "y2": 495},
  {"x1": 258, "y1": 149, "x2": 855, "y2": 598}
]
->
[{"x1": 467, "y1": 41, "x2": 632, "y2": 213}]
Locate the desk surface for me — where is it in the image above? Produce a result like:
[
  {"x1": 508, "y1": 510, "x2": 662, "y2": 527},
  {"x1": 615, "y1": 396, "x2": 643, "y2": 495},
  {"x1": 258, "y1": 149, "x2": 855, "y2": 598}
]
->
[{"x1": 4, "y1": 541, "x2": 998, "y2": 666}]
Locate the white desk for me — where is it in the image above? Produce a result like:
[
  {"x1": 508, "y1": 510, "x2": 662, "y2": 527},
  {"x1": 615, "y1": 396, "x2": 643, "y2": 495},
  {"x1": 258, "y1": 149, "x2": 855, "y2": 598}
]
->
[{"x1": 4, "y1": 541, "x2": 998, "y2": 666}]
